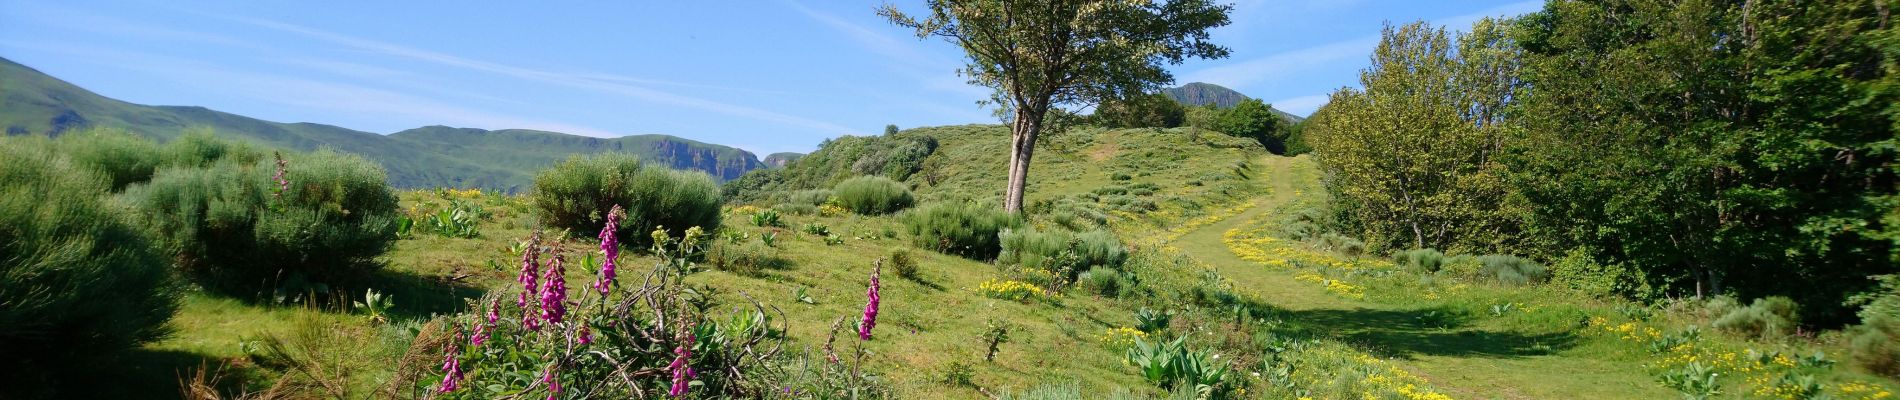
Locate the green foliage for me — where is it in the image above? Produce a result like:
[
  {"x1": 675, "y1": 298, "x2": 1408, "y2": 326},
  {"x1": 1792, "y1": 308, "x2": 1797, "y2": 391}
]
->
[
  {"x1": 127, "y1": 146, "x2": 399, "y2": 295},
  {"x1": 1712, "y1": 296, "x2": 1801, "y2": 340},
  {"x1": 1208, "y1": 98, "x2": 1287, "y2": 153},
  {"x1": 530, "y1": 153, "x2": 722, "y2": 246},
  {"x1": 50, "y1": 127, "x2": 164, "y2": 190},
  {"x1": 771, "y1": 202, "x2": 818, "y2": 216},
  {"x1": 1509, "y1": 0, "x2": 1899, "y2": 323},
  {"x1": 1393, "y1": 249, "x2": 1445, "y2": 274},
  {"x1": 786, "y1": 189, "x2": 833, "y2": 206},
  {"x1": 890, "y1": 248, "x2": 921, "y2": 281},
  {"x1": 404, "y1": 199, "x2": 484, "y2": 238},
  {"x1": 1080, "y1": 267, "x2": 1125, "y2": 297},
  {"x1": 0, "y1": 144, "x2": 176, "y2": 396},
  {"x1": 832, "y1": 175, "x2": 915, "y2": 215},
  {"x1": 706, "y1": 239, "x2": 790, "y2": 277},
  {"x1": 1851, "y1": 275, "x2": 1900, "y2": 375},
  {"x1": 1548, "y1": 247, "x2": 1648, "y2": 299},
  {"x1": 801, "y1": 222, "x2": 831, "y2": 236},
  {"x1": 1095, "y1": 93, "x2": 1187, "y2": 129},
  {"x1": 1304, "y1": 20, "x2": 1519, "y2": 254},
  {"x1": 1135, "y1": 307, "x2": 1172, "y2": 334},
  {"x1": 751, "y1": 209, "x2": 784, "y2": 227},
  {"x1": 1477, "y1": 254, "x2": 1548, "y2": 286},
  {"x1": 997, "y1": 228, "x2": 1129, "y2": 282},
  {"x1": 905, "y1": 201, "x2": 1020, "y2": 259},
  {"x1": 757, "y1": 134, "x2": 940, "y2": 195},
  {"x1": 1124, "y1": 336, "x2": 1234, "y2": 396}
]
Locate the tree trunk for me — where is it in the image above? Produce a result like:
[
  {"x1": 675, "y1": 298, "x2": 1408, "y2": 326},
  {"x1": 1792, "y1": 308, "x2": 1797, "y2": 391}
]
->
[{"x1": 1003, "y1": 111, "x2": 1041, "y2": 214}]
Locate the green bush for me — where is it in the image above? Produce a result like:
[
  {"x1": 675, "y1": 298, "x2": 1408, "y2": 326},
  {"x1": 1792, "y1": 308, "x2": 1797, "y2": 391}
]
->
[
  {"x1": 706, "y1": 240, "x2": 790, "y2": 277},
  {"x1": 0, "y1": 145, "x2": 177, "y2": 396},
  {"x1": 1080, "y1": 267, "x2": 1124, "y2": 297},
  {"x1": 771, "y1": 202, "x2": 818, "y2": 216},
  {"x1": 51, "y1": 127, "x2": 164, "y2": 190},
  {"x1": 1851, "y1": 275, "x2": 1900, "y2": 376},
  {"x1": 833, "y1": 176, "x2": 914, "y2": 215},
  {"x1": 751, "y1": 209, "x2": 784, "y2": 227},
  {"x1": 127, "y1": 149, "x2": 399, "y2": 295},
  {"x1": 1713, "y1": 296, "x2": 1801, "y2": 340},
  {"x1": 1393, "y1": 249, "x2": 1445, "y2": 273},
  {"x1": 905, "y1": 202, "x2": 1020, "y2": 259},
  {"x1": 1477, "y1": 255, "x2": 1549, "y2": 286},
  {"x1": 1318, "y1": 233, "x2": 1366, "y2": 257},
  {"x1": 162, "y1": 129, "x2": 262, "y2": 168},
  {"x1": 531, "y1": 153, "x2": 722, "y2": 246},
  {"x1": 786, "y1": 189, "x2": 833, "y2": 206},
  {"x1": 998, "y1": 228, "x2": 1129, "y2": 281},
  {"x1": 890, "y1": 248, "x2": 920, "y2": 281}
]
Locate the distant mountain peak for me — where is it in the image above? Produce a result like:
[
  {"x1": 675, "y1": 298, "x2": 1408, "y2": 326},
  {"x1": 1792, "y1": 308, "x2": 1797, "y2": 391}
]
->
[
  {"x1": 0, "y1": 56, "x2": 767, "y2": 189},
  {"x1": 1161, "y1": 82, "x2": 1306, "y2": 123}
]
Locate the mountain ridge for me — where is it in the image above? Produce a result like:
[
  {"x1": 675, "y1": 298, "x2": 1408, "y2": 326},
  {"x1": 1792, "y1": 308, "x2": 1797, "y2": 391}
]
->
[
  {"x1": 0, "y1": 56, "x2": 765, "y2": 190},
  {"x1": 1161, "y1": 81, "x2": 1307, "y2": 123}
]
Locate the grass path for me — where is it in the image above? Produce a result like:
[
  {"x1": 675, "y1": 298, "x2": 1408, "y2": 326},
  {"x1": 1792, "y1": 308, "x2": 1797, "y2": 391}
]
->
[{"x1": 1169, "y1": 155, "x2": 1669, "y2": 399}]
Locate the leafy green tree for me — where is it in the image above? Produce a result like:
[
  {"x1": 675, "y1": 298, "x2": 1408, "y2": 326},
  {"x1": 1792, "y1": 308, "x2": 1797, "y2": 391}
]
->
[
  {"x1": 881, "y1": 0, "x2": 1232, "y2": 213},
  {"x1": 1303, "y1": 20, "x2": 1521, "y2": 253},
  {"x1": 884, "y1": 124, "x2": 901, "y2": 135},
  {"x1": 1095, "y1": 93, "x2": 1187, "y2": 128},
  {"x1": 1209, "y1": 98, "x2": 1286, "y2": 153},
  {"x1": 1509, "y1": 0, "x2": 1897, "y2": 322}
]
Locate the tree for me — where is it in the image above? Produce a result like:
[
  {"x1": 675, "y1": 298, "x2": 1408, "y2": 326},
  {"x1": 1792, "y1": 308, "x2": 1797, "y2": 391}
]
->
[
  {"x1": 1095, "y1": 93, "x2": 1186, "y2": 128},
  {"x1": 880, "y1": 0, "x2": 1232, "y2": 213},
  {"x1": 1209, "y1": 98, "x2": 1285, "y2": 153},
  {"x1": 884, "y1": 124, "x2": 901, "y2": 135},
  {"x1": 1509, "y1": 0, "x2": 1897, "y2": 323},
  {"x1": 1303, "y1": 20, "x2": 1521, "y2": 253}
]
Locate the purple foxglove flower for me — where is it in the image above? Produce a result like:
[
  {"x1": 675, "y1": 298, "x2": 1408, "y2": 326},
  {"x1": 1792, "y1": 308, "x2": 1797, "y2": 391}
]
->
[
  {"x1": 859, "y1": 263, "x2": 881, "y2": 341},
  {"x1": 668, "y1": 329, "x2": 697, "y2": 397},
  {"x1": 575, "y1": 324, "x2": 592, "y2": 346},
  {"x1": 539, "y1": 255, "x2": 568, "y2": 324},
  {"x1": 517, "y1": 234, "x2": 541, "y2": 309},
  {"x1": 594, "y1": 206, "x2": 622, "y2": 295},
  {"x1": 542, "y1": 364, "x2": 561, "y2": 399},
  {"x1": 437, "y1": 325, "x2": 465, "y2": 393}
]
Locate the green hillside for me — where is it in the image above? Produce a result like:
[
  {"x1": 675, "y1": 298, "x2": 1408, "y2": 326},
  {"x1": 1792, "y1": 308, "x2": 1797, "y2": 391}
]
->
[
  {"x1": 1162, "y1": 82, "x2": 1306, "y2": 123},
  {"x1": 0, "y1": 57, "x2": 763, "y2": 190}
]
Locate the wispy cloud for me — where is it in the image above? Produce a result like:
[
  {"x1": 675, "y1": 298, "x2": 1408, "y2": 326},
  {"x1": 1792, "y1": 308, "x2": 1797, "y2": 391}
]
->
[
  {"x1": 780, "y1": 1, "x2": 994, "y2": 120},
  {"x1": 219, "y1": 15, "x2": 864, "y2": 136}
]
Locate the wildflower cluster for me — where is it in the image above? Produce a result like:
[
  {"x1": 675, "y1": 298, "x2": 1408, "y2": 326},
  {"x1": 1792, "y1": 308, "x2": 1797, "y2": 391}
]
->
[
  {"x1": 593, "y1": 206, "x2": 622, "y2": 295},
  {"x1": 1098, "y1": 327, "x2": 1148, "y2": 350},
  {"x1": 817, "y1": 204, "x2": 848, "y2": 217},
  {"x1": 1584, "y1": 317, "x2": 1897, "y2": 400},
  {"x1": 978, "y1": 279, "x2": 1047, "y2": 302}
]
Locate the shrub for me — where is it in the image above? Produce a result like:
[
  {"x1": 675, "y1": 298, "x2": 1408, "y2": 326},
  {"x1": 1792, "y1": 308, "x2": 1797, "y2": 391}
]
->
[
  {"x1": 1851, "y1": 275, "x2": 1900, "y2": 376},
  {"x1": 997, "y1": 228, "x2": 1129, "y2": 281},
  {"x1": 1477, "y1": 255, "x2": 1549, "y2": 286},
  {"x1": 786, "y1": 189, "x2": 833, "y2": 206},
  {"x1": 127, "y1": 149, "x2": 399, "y2": 295},
  {"x1": 1392, "y1": 249, "x2": 1444, "y2": 273},
  {"x1": 162, "y1": 129, "x2": 262, "y2": 168},
  {"x1": 906, "y1": 202, "x2": 1020, "y2": 259},
  {"x1": 1110, "y1": 172, "x2": 1133, "y2": 181},
  {"x1": 706, "y1": 240, "x2": 790, "y2": 276},
  {"x1": 890, "y1": 248, "x2": 920, "y2": 281},
  {"x1": 0, "y1": 145, "x2": 177, "y2": 396},
  {"x1": 1080, "y1": 267, "x2": 1123, "y2": 297},
  {"x1": 51, "y1": 127, "x2": 164, "y2": 190},
  {"x1": 832, "y1": 176, "x2": 914, "y2": 215},
  {"x1": 531, "y1": 153, "x2": 722, "y2": 246},
  {"x1": 771, "y1": 202, "x2": 818, "y2": 216},
  {"x1": 1713, "y1": 296, "x2": 1801, "y2": 340},
  {"x1": 1318, "y1": 233, "x2": 1366, "y2": 257}
]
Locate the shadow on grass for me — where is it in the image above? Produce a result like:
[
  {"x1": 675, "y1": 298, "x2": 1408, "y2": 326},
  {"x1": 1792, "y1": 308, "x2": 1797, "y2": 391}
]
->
[
  {"x1": 70, "y1": 348, "x2": 253, "y2": 400},
  {"x1": 357, "y1": 268, "x2": 488, "y2": 321},
  {"x1": 1284, "y1": 306, "x2": 1578, "y2": 360}
]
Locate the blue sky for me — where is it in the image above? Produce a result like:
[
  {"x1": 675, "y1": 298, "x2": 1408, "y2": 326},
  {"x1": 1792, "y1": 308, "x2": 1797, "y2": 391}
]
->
[{"x1": 0, "y1": 0, "x2": 1542, "y2": 155}]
